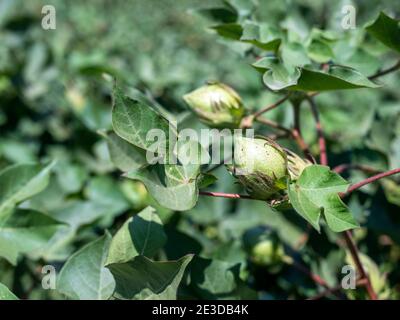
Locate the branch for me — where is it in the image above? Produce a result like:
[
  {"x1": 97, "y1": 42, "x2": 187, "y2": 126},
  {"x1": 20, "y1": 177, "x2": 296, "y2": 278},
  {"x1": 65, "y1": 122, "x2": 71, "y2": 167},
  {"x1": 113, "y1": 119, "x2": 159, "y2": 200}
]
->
[
  {"x1": 282, "y1": 256, "x2": 340, "y2": 298},
  {"x1": 254, "y1": 117, "x2": 292, "y2": 134},
  {"x1": 345, "y1": 168, "x2": 400, "y2": 195},
  {"x1": 241, "y1": 94, "x2": 290, "y2": 128},
  {"x1": 307, "y1": 96, "x2": 328, "y2": 165},
  {"x1": 199, "y1": 191, "x2": 254, "y2": 200},
  {"x1": 253, "y1": 94, "x2": 290, "y2": 118},
  {"x1": 334, "y1": 168, "x2": 400, "y2": 300},
  {"x1": 368, "y1": 60, "x2": 400, "y2": 80},
  {"x1": 343, "y1": 231, "x2": 378, "y2": 300}
]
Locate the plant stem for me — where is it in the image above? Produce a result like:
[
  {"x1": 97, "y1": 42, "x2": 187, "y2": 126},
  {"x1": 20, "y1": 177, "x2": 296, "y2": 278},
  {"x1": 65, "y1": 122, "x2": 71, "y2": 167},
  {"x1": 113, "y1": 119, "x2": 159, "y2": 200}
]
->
[
  {"x1": 369, "y1": 60, "x2": 400, "y2": 80},
  {"x1": 282, "y1": 256, "x2": 340, "y2": 297},
  {"x1": 343, "y1": 231, "x2": 378, "y2": 300},
  {"x1": 345, "y1": 168, "x2": 400, "y2": 195},
  {"x1": 307, "y1": 96, "x2": 328, "y2": 165},
  {"x1": 253, "y1": 94, "x2": 291, "y2": 118},
  {"x1": 305, "y1": 98, "x2": 378, "y2": 300},
  {"x1": 255, "y1": 117, "x2": 292, "y2": 134},
  {"x1": 199, "y1": 191, "x2": 254, "y2": 200}
]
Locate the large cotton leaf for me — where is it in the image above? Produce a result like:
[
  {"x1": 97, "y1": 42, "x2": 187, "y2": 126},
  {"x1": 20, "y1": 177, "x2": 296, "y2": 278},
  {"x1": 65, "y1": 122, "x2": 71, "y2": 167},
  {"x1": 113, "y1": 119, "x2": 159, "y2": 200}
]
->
[
  {"x1": 288, "y1": 165, "x2": 359, "y2": 232},
  {"x1": 366, "y1": 12, "x2": 400, "y2": 53},
  {"x1": 57, "y1": 233, "x2": 115, "y2": 300},
  {"x1": 125, "y1": 162, "x2": 199, "y2": 211},
  {"x1": 0, "y1": 162, "x2": 54, "y2": 217},
  {"x1": 106, "y1": 206, "x2": 166, "y2": 264},
  {"x1": 112, "y1": 83, "x2": 176, "y2": 156},
  {"x1": 100, "y1": 131, "x2": 147, "y2": 172},
  {"x1": 0, "y1": 209, "x2": 63, "y2": 265},
  {"x1": 107, "y1": 254, "x2": 193, "y2": 300},
  {"x1": 253, "y1": 57, "x2": 380, "y2": 91}
]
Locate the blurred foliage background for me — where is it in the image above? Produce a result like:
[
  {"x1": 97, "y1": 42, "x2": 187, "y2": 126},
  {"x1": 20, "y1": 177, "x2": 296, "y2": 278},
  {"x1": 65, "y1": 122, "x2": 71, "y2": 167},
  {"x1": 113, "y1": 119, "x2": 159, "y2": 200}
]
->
[{"x1": 0, "y1": 0, "x2": 400, "y2": 299}]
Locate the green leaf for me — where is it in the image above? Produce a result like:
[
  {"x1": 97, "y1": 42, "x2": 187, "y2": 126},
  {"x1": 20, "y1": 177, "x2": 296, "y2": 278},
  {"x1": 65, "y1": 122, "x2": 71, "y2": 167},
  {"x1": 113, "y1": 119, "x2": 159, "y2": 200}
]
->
[
  {"x1": 307, "y1": 38, "x2": 334, "y2": 63},
  {"x1": 57, "y1": 233, "x2": 115, "y2": 300},
  {"x1": 188, "y1": 257, "x2": 257, "y2": 299},
  {"x1": 0, "y1": 209, "x2": 63, "y2": 265},
  {"x1": 240, "y1": 22, "x2": 281, "y2": 51},
  {"x1": 252, "y1": 56, "x2": 301, "y2": 91},
  {"x1": 288, "y1": 165, "x2": 359, "y2": 232},
  {"x1": 107, "y1": 254, "x2": 193, "y2": 300},
  {"x1": 125, "y1": 164, "x2": 199, "y2": 211},
  {"x1": 0, "y1": 282, "x2": 18, "y2": 300},
  {"x1": 293, "y1": 66, "x2": 381, "y2": 91},
  {"x1": 210, "y1": 23, "x2": 242, "y2": 40},
  {"x1": 366, "y1": 12, "x2": 400, "y2": 53},
  {"x1": 106, "y1": 206, "x2": 166, "y2": 265},
  {"x1": 211, "y1": 22, "x2": 281, "y2": 51},
  {"x1": 253, "y1": 58, "x2": 380, "y2": 91},
  {"x1": 100, "y1": 131, "x2": 147, "y2": 172},
  {"x1": 196, "y1": 2, "x2": 238, "y2": 23},
  {"x1": 0, "y1": 162, "x2": 54, "y2": 217},
  {"x1": 84, "y1": 176, "x2": 129, "y2": 216},
  {"x1": 197, "y1": 173, "x2": 218, "y2": 189},
  {"x1": 112, "y1": 83, "x2": 176, "y2": 156}
]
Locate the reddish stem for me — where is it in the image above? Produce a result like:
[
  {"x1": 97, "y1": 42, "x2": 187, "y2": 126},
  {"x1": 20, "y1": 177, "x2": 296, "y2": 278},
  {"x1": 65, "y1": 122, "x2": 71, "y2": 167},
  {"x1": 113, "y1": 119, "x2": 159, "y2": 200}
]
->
[
  {"x1": 253, "y1": 94, "x2": 290, "y2": 118},
  {"x1": 199, "y1": 191, "x2": 253, "y2": 200},
  {"x1": 290, "y1": 260, "x2": 331, "y2": 289},
  {"x1": 345, "y1": 168, "x2": 400, "y2": 195},
  {"x1": 343, "y1": 231, "x2": 378, "y2": 300}
]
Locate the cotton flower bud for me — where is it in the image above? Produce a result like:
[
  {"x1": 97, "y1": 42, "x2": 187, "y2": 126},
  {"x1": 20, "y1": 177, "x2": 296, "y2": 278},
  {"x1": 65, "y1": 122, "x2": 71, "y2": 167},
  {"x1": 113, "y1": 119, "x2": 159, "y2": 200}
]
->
[
  {"x1": 229, "y1": 136, "x2": 288, "y2": 200},
  {"x1": 183, "y1": 81, "x2": 245, "y2": 128},
  {"x1": 285, "y1": 149, "x2": 312, "y2": 180}
]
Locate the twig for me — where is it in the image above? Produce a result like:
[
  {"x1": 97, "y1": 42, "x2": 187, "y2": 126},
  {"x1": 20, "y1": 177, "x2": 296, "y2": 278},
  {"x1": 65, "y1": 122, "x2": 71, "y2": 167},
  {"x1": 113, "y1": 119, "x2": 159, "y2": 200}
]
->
[
  {"x1": 253, "y1": 94, "x2": 290, "y2": 118},
  {"x1": 368, "y1": 60, "x2": 400, "y2": 80},
  {"x1": 342, "y1": 231, "x2": 378, "y2": 300},
  {"x1": 307, "y1": 96, "x2": 328, "y2": 165},
  {"x1": 345, "y1": 168, "x2": 400, "y2": 195},
  {"x1": 199, "y1": 191, "x2": 254, "y2": 200},
  {"x1": 241, "y1": 94, "x2": 291, "y2": 128},
  {"x1": 255, "y1": 117, "x2": 292, "y2": 134},
  {"x1": 283, "y1": 256, "x2": 340, "y2": 297}
]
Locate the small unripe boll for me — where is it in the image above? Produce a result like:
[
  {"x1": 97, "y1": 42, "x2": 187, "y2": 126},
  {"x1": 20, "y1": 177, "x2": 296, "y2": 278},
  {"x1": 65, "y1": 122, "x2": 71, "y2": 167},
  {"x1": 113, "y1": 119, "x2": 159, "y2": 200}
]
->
[
  {"x1": 183, "y1": 81, "x2": 245, "y2": 128},
  {"x1": 230, "y1": 136, "x2": 288, "y2": 200}
]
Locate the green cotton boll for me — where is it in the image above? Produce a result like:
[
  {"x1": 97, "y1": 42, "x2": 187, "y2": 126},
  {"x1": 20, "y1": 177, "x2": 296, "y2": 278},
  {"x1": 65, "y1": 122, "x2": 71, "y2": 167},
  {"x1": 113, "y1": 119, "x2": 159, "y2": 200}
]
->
[
  {"x1": 183, "y1": 81, "x2": 245, "y2": 128},
  {"x1": 243, "y1": 227, "x2": 285, "y2": 271},
  {"x1": 285, "y1": 148, "x2": 312, "y2": 180},
  {"x1": 251, "y1": 240, "x2": 285, "y2": 268},
  {"x1": 230, "y1": 136, "x2": 289, "y2": 200}
]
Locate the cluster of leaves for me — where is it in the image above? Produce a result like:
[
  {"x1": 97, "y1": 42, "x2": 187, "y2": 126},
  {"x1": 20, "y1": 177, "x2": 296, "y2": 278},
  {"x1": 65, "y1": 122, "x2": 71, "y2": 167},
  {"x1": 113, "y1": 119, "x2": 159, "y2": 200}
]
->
[{"x1": 1, "y1": 0, "x2": 400, "y2": 300}]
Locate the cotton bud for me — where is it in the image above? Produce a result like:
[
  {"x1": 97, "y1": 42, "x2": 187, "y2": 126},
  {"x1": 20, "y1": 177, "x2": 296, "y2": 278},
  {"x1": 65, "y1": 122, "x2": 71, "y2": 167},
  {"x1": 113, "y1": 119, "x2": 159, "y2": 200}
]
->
[
  {"x1": 183, "y1": 81, "x2": 245, "y2": 128},
  {"x1": 285, "y1": 149, "x2": 312, "y2": 180},
  {"x1": 230, "y1": 136, "x2": 288, "y2": 200}
]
